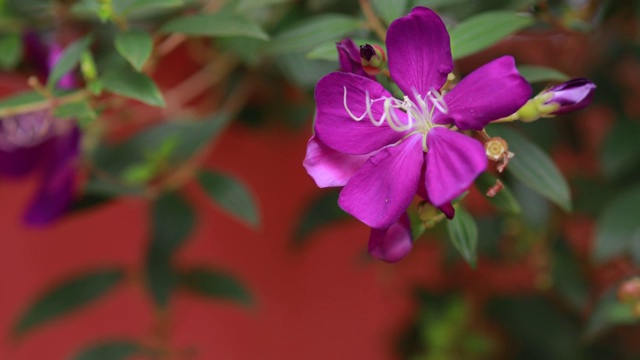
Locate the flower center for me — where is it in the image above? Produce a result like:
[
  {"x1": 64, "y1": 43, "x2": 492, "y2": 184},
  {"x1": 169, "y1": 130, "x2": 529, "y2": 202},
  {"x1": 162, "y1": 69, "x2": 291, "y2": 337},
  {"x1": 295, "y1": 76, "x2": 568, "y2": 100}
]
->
[{"x1": 343, "y1": 87, "x2": 448, "y2": 151}]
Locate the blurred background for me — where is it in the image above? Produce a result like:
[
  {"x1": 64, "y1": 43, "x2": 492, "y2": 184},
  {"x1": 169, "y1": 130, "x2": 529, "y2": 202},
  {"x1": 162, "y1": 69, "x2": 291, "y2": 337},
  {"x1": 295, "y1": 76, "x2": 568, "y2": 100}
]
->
[{"x1": 0, "y1": 0, "x2": 639, "y2": 359}]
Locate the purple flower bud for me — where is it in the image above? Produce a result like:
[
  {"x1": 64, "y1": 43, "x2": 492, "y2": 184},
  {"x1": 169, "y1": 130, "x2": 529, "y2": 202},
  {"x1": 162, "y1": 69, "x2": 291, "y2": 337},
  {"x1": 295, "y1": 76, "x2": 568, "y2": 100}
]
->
[
  {"x1": 336, "y1": 38, "x2": 374, "y2": 79},
  {"x1": 359, "y1": 44, "x2": 377, "y2": 62},
  {"x1": 0, "y1": 111, "x2": 53, "y2": 151},
  {"x1": 545, "y1": 78, "x2": 595, "y2": 115}
]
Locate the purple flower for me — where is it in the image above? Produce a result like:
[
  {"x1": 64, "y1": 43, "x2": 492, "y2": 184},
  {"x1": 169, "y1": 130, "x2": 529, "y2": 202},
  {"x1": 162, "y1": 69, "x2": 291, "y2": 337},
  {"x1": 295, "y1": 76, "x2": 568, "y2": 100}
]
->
[
  {"x1": 544, "y1": 78, "x2": 595, "y2": 115},
  {"x1": 0, "y1": 35, "x2": 81, "y2": 226},
  {"x1": 304, "y1": 7, "x2": 531, "y2": 262},
  {"x1": 336, "y1": 39, "x2": 374, "y2": 80}
]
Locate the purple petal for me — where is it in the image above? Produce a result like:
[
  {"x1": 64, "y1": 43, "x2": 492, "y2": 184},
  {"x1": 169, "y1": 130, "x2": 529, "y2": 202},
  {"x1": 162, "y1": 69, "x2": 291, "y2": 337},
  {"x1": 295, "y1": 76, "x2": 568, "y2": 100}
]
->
[
  {"x1": 386, "y1": 7, "x2": 453, "y2": 101},
  {"x1": 425, "y1": 127, "x2": 487, "y2": 207},
  {"x1": 546, "y1": 78, "x2": 596, "y2": 115},
  {"x1": 0, "y1": 144, "x2": 46, "y2": 177},
  {"x1": 338, "y1": 135, "x2": 423, "y2": 229},
  {"x1": 23, "y1": 126, "x2": 80, "y2": 226},
  {"x1": 337, "y1": 39, "x2": 373, "y2": 79},
  {"x1": 314, "y1": 72, "x2": 407, "y2": 155},
  {"x1": 435, "y1": 56, "x2": 531, "y2": 130},
  {"x1": 303, "y1": 135, "x2": 369, "y2": 188},
  {"x1": 368, "y1": 213, "x2": 413, "y2": 263}
]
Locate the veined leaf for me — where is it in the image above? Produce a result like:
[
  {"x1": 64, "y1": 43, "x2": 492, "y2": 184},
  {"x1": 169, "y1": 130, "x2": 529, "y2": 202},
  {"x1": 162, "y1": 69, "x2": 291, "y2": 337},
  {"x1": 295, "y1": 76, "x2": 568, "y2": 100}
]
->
[
  {"x1": 161, "y1": 13, "x2": 269, "y2": 40},
  {"x1": 446, "y1": 207, "x2": 478, "y2": 268},
  {"x1": 101, "y1": 65, "x2": 165, "y2": 107},
  {"x1": 178, "y1": 267, "x2": 253, "y2": 306}
]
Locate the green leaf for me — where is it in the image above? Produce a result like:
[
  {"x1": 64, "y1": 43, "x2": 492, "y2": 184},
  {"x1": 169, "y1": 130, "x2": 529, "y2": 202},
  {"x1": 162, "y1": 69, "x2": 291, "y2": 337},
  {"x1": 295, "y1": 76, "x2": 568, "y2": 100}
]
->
[
  {"x1": 585, "y1": 288, "x2": 637, "y2": 339},
  {"x1": 475, "y1": 173, "x2": 521, "y2": 214},
  {"x1": 268, "y1": 14, "x2": 362, "y2": 53},
  {"x1": 305, "y1": 38, "x2": 383, "y2": 61},
  {"x1": 593, "y1": 185, "x2": 640, "y2": 263},
  {"x1": 235, "y1": 0, "x2": 291, "y2": 12},
  {"x1": 73, "y1": 340, "x2": 143, "y2": 360},
  {"x1": 47, "y1": 35, "x2": 93, "y2": 89},
  {"x1": 114, "y1": 30, "x2": 153, "y2": 71},
  {"x1": 552, "y1": 239, "x2": 588, "y2": 310},
  {"x1": 178, "y1": 267, "x2": 253, "y2": 306},
  {"x1": 517, "y1": 65, "x2": 570, "y2": 83},
  {"x1": 161, "y1": 12, "x2": 269, "y2": 40},
  {"x1": 101, "y1": 65, "x2": 165, "y2": 106},
  {"x1": 370, "y1": 0, "x2": 408, "y2": 25},
  {"x1": 292, "y1": 190, "x2": 349, "y2": 248},
  {"x1": 198, "y1": 170, "x2": 260, "y2": 228},
  {"x1": 446, "y1": 207, "x2": 478, "y2": 268},
  {"x1": 53, "y1": 99, "x2": 97, "y2": 124},
  {"x1": 0, "y1": 33, "x2": 22, "y2": 70},
  {"x1": 146, "y1": 192, "x2": 196, "y2": 308},
  {"x1": 600, "y1": 119, "x2": 640, "y2": 179},
  {"x1": 450, "y1": 11, "x2": 534, "y2": 59},
  {"x1": 14, "y1": 269, "x2": 124, "y2": 336},
  {"x1": 489, "y1": 126, "x2": 572, "y2": 212}
]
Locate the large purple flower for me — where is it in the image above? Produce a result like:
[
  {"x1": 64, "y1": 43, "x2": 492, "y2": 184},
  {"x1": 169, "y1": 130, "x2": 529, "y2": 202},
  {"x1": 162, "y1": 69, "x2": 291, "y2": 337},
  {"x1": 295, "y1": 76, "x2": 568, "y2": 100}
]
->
[
  {"x1": 305, "y1": 7, "x2": 531, "y2": 262},
  {"x1": 0, "y1": 35, "x2": 80, "y2": 226}
]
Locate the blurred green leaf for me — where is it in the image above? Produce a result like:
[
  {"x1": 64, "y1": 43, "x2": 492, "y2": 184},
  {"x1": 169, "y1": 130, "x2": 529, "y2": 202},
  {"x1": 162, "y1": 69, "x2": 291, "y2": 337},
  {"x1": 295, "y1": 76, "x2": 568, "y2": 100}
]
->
[
  {"x1": 101, "y1": 65, "x2": 165, "y2": 106},
  {"x1": 305, "y1": 38, "x2": 383, "y2": 61},
  {"x1": 585, "y1": 288, "x2": 637, "y2": 339},
  {"x1": 0, "y1": 33, "x2": 22, "y2": 70},
  {"x1": 593, "y1": 185, "x2": 640, "y2": 263},
  {"x1": 517, "y1": 65, "x2": 570, "y2": 83},
  {"x1": 73, "y1": 340, "x2": 143, "y2": 360},
  {"x1": 371, "y1": 0, "x2": 408, "y2": 25},
  {"x1": 600, "y1": 119, "x2": 640, "y2": 179},
  {"x1": 490, "y1": 126, "x2": 572, "y2": 212},
  {"x1": 47, "y1": 35, "x2": 93, "y2": 89},
  {"x1": 450, "y1": 11, "x2": 534, "y2": 59},
  {"x1": 14, "y1": 269, "x2": 124, "y2": 336},
  {"x1": 198, "y1": 170, "x2": 260, "y2": 228},
  {"x1": 161, "y1": 12, "x2": 269, "y2": 40},
  {"x1": 475, "y1": 173, "x2": 521, "y2": 214},
  {"x1": 236, "y1": 0, "x2": 291, "y2": 12},
  {"x1": 178, "y1": 267, "x2": 253, "y2": 306},
  {"x1": 114, "y1": 30, "x2": 153, "y2": 71},
  {"x1": 146, "y1": 192, "x2": 196, "y2": 308},
  {"x1": 446, "y1": 207, "x2": 478, "y2": 268},
  {"x1": 293, "y1": 189, "x2": 349, "y2": 247},
  {"x1": 553, "y1": 239, "x2": 588, "y2": 310},
  {"x1": 268, "y1": 14, "x2": 362, "y2": 53},
  {"x1": 53, "y1": 98, "x2": 97, "y2": 125}
]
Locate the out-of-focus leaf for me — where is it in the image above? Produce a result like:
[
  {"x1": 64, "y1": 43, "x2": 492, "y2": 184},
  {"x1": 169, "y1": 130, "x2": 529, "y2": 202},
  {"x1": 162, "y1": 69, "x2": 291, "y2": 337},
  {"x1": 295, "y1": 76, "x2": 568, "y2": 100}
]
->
[
  {"x1": 293, "y1": 189, "x2": 349, "y2": 247},
  {"x1": 593, "y1": 185, "x2": 640, "y2": 264},
  {"x1": 552, "y1": 239, "x2": 588, "y2": 310},
  {"x1": 198, "y1": 170, "x2": 260, "y2": 228},
  {"x1": 146, "y1": 192, "x2": 195, "y2": 308},
  {"x1": 101, "y1": 65, "x2": 165, "y2": 107},
  {"x1": 161, "y1": 13, "x2": 269, "y2": 40},
  {"x1": 68, "y1": 193, "x2": 114, "y2": 213},
  {"x1": 517, "y1": 65, "x2": 570, "y2": 83},
  {"x1": 14, "y1": 269, "x2": 124, "y2": 336},
  {"x1": 475, "y1": 173, "x2": 521, "y2": 214},
  {"x1": 47, "y1": 35, "x2": 93, "y2": 89},
  {"x1": 450, "y1": 11, "x2": 534, "y2": 59},
  {"x1": 371, "y1": 0, "x2": 408, "y2": 24},
  {"x1": 268, "y1": 14, "x2": 362, "y2": 53},
  {"x1": 276, "y1": 53, "x2": 337, "y2": 89},
  {"x1": 0, "y1": 33, "x2": 22, "y2": 70},
  {"x1": 490, "y1": 126, "x2": 572, "y2": 212},
  {"x1": 446, "y1": 207, "x2": 478, "y2": 268},
  {"x1": 114, "y1": 30, "x2": 153, "y2": 71},
  {"x1": 53, "y1": 98, "x2": 97, "y2": 125},
  {"x1": 585, "y1": 288, "x2": 637, "y2": 339},
  {"x1": 600, "y1": 119, "x2": 640, "y2": 179},
  {"x1": 178, "y1": 267, "x2": 253, "y2": 306},
  {"x1": 236, "y1": 0, "x2": 291, "y2": 12},
  {"x1": 73, "y1": 340, "x2": 143, "y2": 360},
  {"x1": 305, "y1": 38, "x2": 383, "y2": 61}
]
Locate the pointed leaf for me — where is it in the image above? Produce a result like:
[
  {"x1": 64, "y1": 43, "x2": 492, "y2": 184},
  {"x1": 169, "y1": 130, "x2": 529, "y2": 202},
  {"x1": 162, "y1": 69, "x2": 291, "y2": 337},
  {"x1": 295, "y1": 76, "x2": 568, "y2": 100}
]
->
[
  {"x1": 446, "y1": 207, "x2": 478, "y2": 267},
  {"x1": 593, "y1": 185, "x2": 640, "y2": 263},
  {"x1": 198, "y1": 170, "x2": 260, "y2": 228},
  {"x1": 292, "y1": 189, "x2": 349, "y2": 247},
  {"x1": 268, "y1": 14, "x2": 362, "y2": 53},
  {"x1": 114, "y1": 30, "x2": 153, "y2": 71},
  {"x1": 475, "y1": 172, "x2": 521, "y2": 214},
  {"x1": 0, "y1": 33, "x2": 22, "y2": 70},
  {"x1": 516, "y1": 65, "x2": 570, "y2": 83},
  {"x1": 489, "y1": 126, "x2": 572, "y2": 212},
  {"x1": 178, "y1": 267, "x2": 253, "y2": 306},
  {"x1": 14, "y1": 269, "x2": 124, "y2": 336},
  {"x1": 161, "y1": 13, "x2": 269, "y2": 40},
  {"x1": 450, "y1": 11, "x2": 534, "y2": 59},
  {"x1": 101, "y1": 65, "x2": 165, "y2": 106},
  {"x1": 73, "y1": 340, "x2": 143, "y2": 360},
  {"x1": 47, "y1": 35, "x2": 93, "y2": 89}
]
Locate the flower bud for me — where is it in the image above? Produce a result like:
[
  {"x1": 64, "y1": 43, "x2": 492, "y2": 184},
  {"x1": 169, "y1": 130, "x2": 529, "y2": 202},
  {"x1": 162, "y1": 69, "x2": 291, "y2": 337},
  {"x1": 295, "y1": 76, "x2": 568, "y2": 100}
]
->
[
  {"x1": 359, "y1": 44, "x2": 386, "y2": 76},
  {"x1": 336, "y1": 39, "x2": 373, "y2": 79},
  {"x1": 542, "y1": 78, "x2": 596, "y2": 116}
]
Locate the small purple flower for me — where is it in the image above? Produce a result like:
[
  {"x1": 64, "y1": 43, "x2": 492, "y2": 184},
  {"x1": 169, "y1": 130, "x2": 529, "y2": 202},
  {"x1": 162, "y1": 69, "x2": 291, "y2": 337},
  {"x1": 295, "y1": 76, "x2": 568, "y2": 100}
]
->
[
  {"x1": 336, "y1": 39, "x2": 374, "y2": 80},
  {"x1": 543, "y1": 78, "x2": 596, "y2": 115},
  {"x1": 305, "y1": 7, "x2": 531, "y2": 262}
]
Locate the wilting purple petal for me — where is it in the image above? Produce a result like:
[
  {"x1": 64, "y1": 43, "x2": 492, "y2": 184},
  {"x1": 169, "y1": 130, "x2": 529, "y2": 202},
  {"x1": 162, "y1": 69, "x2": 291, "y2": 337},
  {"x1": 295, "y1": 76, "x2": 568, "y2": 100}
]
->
[
  {"x1": 314, "y1": 72, "x2": 407, "y2": 155},
  {"x1": 434, "y1": 56, "x2": 531, "y2": 130},
  {"x1": 545, "y1": 78, "x2": 596, "y2": 115},
  {"x1": 368, "y1": 213, "x2": 412, "y2": 263},
  {"x1": 386, "y1": 6, "x2": 452, "y2": 102},
  {"x1": 425, "y1": 127, "x2": 487, "y2": 207},
  {"x1": 339, "y1": 135, "x2": 423, "y2": 229},
  {"x1": 303, "y1": 135, "x2": 369, "y2": 188},
  {"x1": 337, "y1": 39, "x2": 374, "y2": 79},
  {"x1": 23, "y1": 126, "x2": 80, "y2": 226}
]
